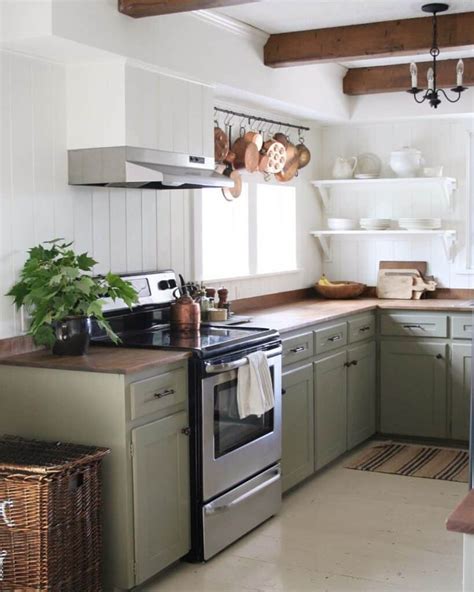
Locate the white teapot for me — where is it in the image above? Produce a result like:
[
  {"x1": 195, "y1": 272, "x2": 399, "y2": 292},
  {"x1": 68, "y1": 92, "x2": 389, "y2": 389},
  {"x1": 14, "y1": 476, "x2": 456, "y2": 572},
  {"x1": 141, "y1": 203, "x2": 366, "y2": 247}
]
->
[{"x1": 332, "y1": 156, "x2": 358, "y2": 179}]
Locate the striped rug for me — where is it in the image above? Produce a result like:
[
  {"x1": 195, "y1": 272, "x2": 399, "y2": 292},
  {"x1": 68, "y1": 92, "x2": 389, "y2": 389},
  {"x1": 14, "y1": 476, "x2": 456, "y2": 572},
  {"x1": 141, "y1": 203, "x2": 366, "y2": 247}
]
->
[{"x1": 346, "y1": 442, "x2": 469, "y2": 483}]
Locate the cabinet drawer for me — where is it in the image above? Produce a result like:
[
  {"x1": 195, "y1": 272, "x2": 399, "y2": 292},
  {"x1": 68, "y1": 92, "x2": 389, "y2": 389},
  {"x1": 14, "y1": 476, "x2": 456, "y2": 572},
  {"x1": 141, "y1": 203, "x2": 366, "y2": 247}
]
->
[
  {"x1": 314, "y1": 322, "x2": 347, "y2": 355},
  {"x1": 130, "y1": 369, "x2": 187, "y2": 420},
  {"x1": 451, "y1": 315, "x2": 473, "y2": 340},
  {"x1": 380, "y1": 313, "x2": 447, "y2": 338},
  {"x1": 348, "y1": 315, "x2": 375, "y2": 344},
  {"x1": 282, "y1": 332, "x2": 313, "y2": 366}
]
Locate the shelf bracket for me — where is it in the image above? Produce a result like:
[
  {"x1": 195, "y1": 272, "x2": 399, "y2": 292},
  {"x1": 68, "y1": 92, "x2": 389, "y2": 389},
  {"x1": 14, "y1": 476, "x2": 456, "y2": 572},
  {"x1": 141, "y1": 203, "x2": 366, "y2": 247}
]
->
[
  {"x1": 442, "y1": 178, "x2": 456, "y2": 211},
  {"x1": 314, "y1": 184, "x2": 331, "y2": 210},
  {"x1": 441, "y1": 232, "x2": 457, "y2": 262},
  {"x1": 314, "y1": 234, "x2": 332, "y2": 261}
]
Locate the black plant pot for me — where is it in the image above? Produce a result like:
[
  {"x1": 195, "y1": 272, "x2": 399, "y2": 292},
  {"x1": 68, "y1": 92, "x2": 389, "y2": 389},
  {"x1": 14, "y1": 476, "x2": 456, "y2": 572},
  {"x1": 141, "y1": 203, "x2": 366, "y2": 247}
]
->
[{"x1": 52, "y1": 316, "x2": 92, "y2": 356}]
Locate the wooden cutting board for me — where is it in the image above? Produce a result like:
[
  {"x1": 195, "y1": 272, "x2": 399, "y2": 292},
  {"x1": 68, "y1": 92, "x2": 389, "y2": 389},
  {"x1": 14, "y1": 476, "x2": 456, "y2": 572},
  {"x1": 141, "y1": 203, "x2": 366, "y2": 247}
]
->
[{"x1": 379, "y1": 261, "x2": 428, "y2": 275}]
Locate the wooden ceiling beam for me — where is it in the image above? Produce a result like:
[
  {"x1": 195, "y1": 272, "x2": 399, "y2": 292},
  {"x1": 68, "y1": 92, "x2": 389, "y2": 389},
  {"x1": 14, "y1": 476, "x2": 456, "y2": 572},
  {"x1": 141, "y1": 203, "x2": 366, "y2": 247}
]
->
[
  {"x1": 264, "y1": 12, "x2": 474, "y2": 68},
  {"x1": 118, "y1": 0, "x2": 260, "y2": 18},
  {"x1": 343, "y1": 58, "x2": 474, "y2": 95}
]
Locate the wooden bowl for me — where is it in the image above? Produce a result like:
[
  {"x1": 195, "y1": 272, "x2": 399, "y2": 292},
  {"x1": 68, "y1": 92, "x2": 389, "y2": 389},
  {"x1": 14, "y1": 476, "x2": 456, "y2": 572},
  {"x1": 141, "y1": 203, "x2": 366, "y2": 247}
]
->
[{"x1": 314, "y1": 281, "x2": 366, "y2": 299}]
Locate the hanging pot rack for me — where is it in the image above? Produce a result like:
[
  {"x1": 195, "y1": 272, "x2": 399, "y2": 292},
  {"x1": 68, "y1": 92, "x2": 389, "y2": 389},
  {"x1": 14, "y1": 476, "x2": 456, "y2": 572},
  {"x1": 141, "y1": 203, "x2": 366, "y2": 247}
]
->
[{"x1": 214, "y1": 107, "x2": 310, "y2": 136}]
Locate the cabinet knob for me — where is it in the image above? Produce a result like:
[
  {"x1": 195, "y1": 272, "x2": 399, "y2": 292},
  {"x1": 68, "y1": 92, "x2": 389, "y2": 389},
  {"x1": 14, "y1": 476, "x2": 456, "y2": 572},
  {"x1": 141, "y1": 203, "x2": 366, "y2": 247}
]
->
[
  {"x1": 282, "y1": 388, "x2": 287, "y2": 396},
  {"x1": 436, "y1": 354, "x2": 443, "y2": 360},
  {"x1": 344, "y1": 361, "x2": 351, "y2": 368},
  {"x1": 351, "y1": 360, "x2": 358, "y2": 366},
  {"x1": 181, "y1": 427, "x2": 191, "y2": 436}
]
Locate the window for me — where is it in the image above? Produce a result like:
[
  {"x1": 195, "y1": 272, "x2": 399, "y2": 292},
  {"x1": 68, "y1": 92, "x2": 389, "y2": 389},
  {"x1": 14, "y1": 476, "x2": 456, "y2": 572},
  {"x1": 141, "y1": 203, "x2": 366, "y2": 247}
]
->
[{"x1": 196, "y1": 179, "x2": 297, "y2": 281}]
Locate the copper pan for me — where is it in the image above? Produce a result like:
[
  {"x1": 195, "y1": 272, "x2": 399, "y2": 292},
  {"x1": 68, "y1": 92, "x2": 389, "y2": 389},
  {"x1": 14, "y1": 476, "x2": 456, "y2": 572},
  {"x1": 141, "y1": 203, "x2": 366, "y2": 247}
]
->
[
  {"x1": 214, "y1": 126, "x2": 229, "y2": 163},
  {"x1": 296, "y1": 139, "x2": 311, "y2": 169}
]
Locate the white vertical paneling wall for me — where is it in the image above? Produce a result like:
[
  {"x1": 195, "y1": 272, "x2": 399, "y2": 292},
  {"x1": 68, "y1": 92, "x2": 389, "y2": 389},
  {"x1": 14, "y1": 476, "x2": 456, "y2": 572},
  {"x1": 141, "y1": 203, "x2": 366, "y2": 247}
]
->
[
  {"x1": 321, "y1": 120, "x2": 474, "y2": 287},
  {"x1": 0, "y1": 50, "x2": 323, "y2": 339}
]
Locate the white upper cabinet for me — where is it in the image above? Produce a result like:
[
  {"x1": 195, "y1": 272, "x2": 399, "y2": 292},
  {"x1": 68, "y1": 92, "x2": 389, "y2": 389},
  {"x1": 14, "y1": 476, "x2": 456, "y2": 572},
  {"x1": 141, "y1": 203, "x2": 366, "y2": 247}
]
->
[{"x1": 67, "y1": 61, "x2": 214, "y2": 157}]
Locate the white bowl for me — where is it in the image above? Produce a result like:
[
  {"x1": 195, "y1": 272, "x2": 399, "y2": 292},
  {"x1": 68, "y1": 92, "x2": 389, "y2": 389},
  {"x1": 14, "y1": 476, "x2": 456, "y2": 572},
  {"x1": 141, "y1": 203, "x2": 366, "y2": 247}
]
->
[
  {"x1": 422, "y1": 166, "x2": 444, "y2": 177},
  {"x1": 360, "y1": 218, "x2": 391, "y2": 230},
  {"x1": 398, "y1": 218, "x2": 441, "y2": 230},
  {"x1": 327, "y1": 218, "x2": 358, "y2": 230}
]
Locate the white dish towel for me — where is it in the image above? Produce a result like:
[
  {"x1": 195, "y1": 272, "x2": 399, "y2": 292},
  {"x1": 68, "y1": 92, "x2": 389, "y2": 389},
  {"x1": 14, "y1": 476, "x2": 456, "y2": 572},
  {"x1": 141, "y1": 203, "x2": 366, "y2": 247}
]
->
[{"x1": 237, "y1": 351, "x2": 274, "y2": 419}]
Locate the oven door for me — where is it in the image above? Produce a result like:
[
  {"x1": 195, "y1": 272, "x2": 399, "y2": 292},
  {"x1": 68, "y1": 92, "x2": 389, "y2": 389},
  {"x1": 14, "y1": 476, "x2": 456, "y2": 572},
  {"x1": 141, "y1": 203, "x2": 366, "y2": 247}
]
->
[{"x1": 201, "y1": 346, "x2": 282, "y2": 501}]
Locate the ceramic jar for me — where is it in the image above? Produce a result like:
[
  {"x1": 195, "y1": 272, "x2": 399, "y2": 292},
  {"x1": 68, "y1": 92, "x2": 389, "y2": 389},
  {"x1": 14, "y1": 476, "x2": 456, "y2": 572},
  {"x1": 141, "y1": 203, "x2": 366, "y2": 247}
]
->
[{"x1": 389, "y1": 147, "x2": 423, "y2": 177}]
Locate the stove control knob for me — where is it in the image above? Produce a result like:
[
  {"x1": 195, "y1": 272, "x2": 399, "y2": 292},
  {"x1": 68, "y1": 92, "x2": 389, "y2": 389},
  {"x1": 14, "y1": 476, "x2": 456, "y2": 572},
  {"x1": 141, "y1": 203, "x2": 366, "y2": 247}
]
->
[
  {"x1": 158, "y1": 280, "x2": 169, "y2": 290},
  {"x1": 168, "y1": 279, "x2": 177, "y2": 289}
]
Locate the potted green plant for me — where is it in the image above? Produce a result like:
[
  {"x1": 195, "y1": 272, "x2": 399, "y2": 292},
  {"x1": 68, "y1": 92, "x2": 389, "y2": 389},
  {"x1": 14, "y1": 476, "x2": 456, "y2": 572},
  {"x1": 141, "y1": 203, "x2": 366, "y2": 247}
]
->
[{"x1": 7, "y1": 239, "x2": 138, "y2": 355}]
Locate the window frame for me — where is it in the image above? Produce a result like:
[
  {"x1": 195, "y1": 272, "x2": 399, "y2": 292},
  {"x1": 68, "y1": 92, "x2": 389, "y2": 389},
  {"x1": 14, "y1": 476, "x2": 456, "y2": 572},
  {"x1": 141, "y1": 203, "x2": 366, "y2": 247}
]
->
[{"x1": 192, "y1": 175, "x2": 299, "y2": 282}]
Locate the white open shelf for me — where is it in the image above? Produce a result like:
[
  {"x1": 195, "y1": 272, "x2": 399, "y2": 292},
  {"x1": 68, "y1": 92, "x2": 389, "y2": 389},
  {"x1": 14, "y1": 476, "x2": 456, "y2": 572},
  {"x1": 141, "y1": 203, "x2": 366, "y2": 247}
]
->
[
  {"x1": 310, "y1": 229, "x2": 457, "y2": 262},
  {"x1": 311, "y1": 177, "x2": 457, "y2": 210}
]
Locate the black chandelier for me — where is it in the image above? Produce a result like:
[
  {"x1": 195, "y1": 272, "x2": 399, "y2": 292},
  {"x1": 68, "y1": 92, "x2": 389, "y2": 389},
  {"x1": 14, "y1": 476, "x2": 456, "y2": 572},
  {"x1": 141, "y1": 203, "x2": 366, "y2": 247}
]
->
[{"x1": 407, "y1": 3, "x2": 467, "y2": 108}]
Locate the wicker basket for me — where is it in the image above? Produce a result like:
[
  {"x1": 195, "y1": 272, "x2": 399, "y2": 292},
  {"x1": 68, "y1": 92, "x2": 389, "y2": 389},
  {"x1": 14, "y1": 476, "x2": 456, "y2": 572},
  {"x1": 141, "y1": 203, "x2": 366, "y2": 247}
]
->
[
  {"x1": 0, "y1": 436, "x2": 109, "y2": 591},
  {"x1": 314, "y1": 281, "x2": 366, "y2": 299}
]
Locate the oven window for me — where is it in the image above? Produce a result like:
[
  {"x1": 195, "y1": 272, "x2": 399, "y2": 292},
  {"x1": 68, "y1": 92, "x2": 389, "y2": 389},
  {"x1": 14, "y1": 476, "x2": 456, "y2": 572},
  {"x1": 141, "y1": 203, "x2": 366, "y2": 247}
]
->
[{"x1": 213, "y1": 373, "x2": 274, "y2": 459}]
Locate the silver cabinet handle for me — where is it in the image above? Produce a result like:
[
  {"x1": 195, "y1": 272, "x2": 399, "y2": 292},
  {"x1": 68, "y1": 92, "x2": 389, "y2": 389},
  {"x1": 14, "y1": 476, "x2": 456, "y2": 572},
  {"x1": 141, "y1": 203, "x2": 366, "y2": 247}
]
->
[
  {"x1": 154, "y1": 388, "x2": 175, "y2": 399},
  {"x1": 204, "y1": 468, "x2": 281, "y2": 515},
  {"x1": 403, "y1": 324, "x2": 423, "y2": 329},
  {"x1": 290, "y1": 345, "x2": 306, "y2": 353},
  {"x1": 328, "y1": 334, "x2": 342, "y2": 342}
]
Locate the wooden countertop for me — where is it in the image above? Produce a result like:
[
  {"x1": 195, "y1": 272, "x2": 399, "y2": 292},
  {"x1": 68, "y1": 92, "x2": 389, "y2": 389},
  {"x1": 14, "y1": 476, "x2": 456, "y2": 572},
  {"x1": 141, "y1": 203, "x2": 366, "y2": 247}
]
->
[
  {"x1": 0, "y1": 298, "x2": 471, "y2": 374},
  {"x1": 242, "y1": 298, "x2": 473, "y2": 333},
  {"x1": 0, "y1": 346, "x2": 191, "y2": 375}
]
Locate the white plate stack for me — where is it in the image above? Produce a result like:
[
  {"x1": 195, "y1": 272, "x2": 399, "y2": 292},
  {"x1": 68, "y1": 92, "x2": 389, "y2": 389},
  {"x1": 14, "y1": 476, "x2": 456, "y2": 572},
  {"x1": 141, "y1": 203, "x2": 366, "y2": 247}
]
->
[
  {"x1": 398, "y1": 218, "x2": 441, "y2": 230},
  {"x1": 360, "y1": 218, "x2": 391, "y2": 230}
]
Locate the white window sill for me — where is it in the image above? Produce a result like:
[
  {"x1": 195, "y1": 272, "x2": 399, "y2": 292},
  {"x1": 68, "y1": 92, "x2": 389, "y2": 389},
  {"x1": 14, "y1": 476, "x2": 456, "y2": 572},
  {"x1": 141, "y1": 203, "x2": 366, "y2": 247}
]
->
[{"x1": 202, "y1": 268, "x2": 303, "y2": 284}]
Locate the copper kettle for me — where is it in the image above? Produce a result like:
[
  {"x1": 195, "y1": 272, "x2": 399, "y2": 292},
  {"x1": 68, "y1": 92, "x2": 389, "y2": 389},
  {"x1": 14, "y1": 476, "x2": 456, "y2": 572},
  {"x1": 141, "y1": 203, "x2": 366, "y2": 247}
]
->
[{"x1": 170, "y1": 288, "x2": 201, "y2": 334}]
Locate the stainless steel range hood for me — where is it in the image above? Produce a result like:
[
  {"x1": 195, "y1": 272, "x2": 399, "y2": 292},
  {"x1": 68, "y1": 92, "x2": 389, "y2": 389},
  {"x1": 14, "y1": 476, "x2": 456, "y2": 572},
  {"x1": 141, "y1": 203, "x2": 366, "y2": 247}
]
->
[{"x1": 68, "y1": 146, "x2": 233, "y2": 190}]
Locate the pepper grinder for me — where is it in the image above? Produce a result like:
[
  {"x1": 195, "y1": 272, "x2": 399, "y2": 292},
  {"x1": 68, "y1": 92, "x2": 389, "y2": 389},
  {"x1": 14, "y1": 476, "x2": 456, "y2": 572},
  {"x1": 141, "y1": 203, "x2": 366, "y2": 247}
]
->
[{"x1": 217, "y1": 288, "x2": 229, "y2": 309}]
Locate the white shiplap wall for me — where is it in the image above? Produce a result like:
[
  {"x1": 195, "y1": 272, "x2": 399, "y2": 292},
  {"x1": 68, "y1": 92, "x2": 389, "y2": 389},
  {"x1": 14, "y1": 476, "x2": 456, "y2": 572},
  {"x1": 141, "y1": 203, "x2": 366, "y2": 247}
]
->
[
  {"x1": 321, "y1": 120, "x2": 473, "y2": 287},
  {"x1": 0, "y1": 50, "x2": 322, "y2": 339}
]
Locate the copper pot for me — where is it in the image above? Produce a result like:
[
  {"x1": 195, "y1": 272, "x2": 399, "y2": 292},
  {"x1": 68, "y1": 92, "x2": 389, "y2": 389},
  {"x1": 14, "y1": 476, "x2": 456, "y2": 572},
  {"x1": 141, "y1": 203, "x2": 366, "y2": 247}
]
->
[
  {"x1": 170, "y1": 294, "x2": 201, "y2": 333},
  {"x1": 273, "y1": 132, "x2": 289, "y2": 148},
  {"x1": 232, "y1": 129, "x2": 259, "y2": 173},
  {"x1": 275, "y1": 157, "x2": 299, "y2": 182},
  {"x1": 244, "y1": 130, "x2": 263, "y2": 151},
  {"x1": 223, "y1": 124, "x2": 236, "y2": 167},
  {"x1": 296, "y1": 141, "x2": 311, "y2": 169}
]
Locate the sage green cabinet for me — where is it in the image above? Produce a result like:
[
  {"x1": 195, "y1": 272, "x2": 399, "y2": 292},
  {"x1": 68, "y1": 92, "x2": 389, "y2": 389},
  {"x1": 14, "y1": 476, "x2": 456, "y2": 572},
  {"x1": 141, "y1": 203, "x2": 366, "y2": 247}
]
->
[
  {"x1": 347, "y1": 341, "x2": 376, "y2": 449},
  {"x1": 281, "y1": 364, "x2": 314, "y2": 492},
  {"x1": 131, "y1": 410, "x2": 190, "y2": 585},
  {"x1": 314, "y1": 351, "x2": 347, "y2": 470},
  {"x1": 380, "y1": 340, "x2": 448, "y2": 438},
  {"x1": 451, "y1": 343, "x2": 471, "y2": 441}
]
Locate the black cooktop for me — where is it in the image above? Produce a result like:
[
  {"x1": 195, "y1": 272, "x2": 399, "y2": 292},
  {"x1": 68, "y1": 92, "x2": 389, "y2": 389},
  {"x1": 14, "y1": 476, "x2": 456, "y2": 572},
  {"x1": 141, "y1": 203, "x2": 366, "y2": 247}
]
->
[{"x1": 93, "y1": 324, "x2": 279, "y2": 359}]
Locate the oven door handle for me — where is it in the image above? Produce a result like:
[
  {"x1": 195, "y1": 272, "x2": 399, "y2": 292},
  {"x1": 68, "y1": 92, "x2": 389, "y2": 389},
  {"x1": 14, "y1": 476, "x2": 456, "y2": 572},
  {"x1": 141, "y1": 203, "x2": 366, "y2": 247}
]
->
[
  {"x1": 204, "y1": 467, "x2": 281, "y2": 515},
  {"x1": 204, "y1": 346, "x2": 282, "y2": 374}
]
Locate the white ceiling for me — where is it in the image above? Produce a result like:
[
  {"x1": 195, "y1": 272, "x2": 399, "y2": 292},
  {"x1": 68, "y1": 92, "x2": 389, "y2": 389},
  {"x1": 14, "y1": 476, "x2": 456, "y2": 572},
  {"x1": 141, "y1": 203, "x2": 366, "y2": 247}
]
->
[{"x1": 214, "y1": 0, "x2": 474, "y2": 34}]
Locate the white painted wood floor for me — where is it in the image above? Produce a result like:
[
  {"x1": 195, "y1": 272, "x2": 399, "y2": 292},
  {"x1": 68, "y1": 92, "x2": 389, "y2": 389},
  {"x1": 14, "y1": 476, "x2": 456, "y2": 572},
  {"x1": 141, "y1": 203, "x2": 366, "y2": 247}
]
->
[{"x1": 142, "y1": 445, "x2": 466, "y2": 592}]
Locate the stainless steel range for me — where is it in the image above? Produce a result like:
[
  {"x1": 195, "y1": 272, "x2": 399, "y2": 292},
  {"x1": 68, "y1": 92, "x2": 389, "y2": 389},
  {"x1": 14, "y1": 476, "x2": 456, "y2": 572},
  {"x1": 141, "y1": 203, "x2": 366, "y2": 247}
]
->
[{"x1": 91, "y1": 270, "x2": 283, "y2": 561}]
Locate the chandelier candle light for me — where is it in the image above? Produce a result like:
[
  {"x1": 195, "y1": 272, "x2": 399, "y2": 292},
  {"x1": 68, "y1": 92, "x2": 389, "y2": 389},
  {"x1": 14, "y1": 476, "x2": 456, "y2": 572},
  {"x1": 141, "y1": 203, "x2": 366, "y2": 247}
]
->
[{"x1": 408, "y1": 3, "x2": 467, "y2": 108}]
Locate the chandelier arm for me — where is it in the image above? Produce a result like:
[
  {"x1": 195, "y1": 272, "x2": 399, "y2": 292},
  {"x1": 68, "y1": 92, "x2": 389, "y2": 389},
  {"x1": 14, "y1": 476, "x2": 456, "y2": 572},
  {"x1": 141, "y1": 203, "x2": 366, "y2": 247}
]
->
[
  {"x1": 437, "y1": 88, "x2": 463, "y2": 104},
  {"x1": 413, "y1": 90, "x2": 430, "y2": 104}
]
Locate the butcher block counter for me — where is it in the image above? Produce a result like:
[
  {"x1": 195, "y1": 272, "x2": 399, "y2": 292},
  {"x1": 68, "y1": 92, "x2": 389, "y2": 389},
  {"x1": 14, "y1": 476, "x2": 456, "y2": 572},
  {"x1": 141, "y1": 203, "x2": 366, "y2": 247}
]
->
[
  {"x1": 240, "y1": 297, "x2": 473, "y2": 333},
  {"x1": 0, "y1": 345, "x2": 191, "y2": 374}
]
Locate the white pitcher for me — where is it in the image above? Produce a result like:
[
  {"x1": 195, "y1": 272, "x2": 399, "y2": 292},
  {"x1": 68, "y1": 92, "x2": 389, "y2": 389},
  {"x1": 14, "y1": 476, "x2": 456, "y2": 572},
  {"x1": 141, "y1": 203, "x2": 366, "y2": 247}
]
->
[{"x1": 332, "y1": 156, "x2": 358, "y2": 179}]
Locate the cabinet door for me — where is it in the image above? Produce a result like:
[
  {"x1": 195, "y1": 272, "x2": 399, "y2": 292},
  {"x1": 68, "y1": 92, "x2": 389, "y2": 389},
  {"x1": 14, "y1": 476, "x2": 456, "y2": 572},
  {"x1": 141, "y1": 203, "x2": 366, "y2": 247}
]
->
[
  {"x1": 131, "y1": 411, "x2": 190, "y2": 585},
  {"x1": 451, "y1": 343, "x2": 471, "y2": 441},
  {"x1": 314, "y1": 351, "x2": 347, "y2": 470},
  {"x1": 347, "y1": 341, "x2": 376, "y2": 449},
  {"x1": 281, "y1": 364, "x2": 314, "y2": 492},
  {"x1": 380, "y1": 341, "x2": 447, "y2": 438}
]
